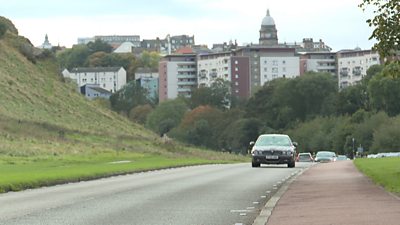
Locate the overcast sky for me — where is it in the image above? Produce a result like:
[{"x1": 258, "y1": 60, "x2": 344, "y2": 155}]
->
[{"x1": 0, "y1": 0, "x2": 376, "y2": 51}]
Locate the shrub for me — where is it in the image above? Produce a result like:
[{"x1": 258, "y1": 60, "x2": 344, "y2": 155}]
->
[{"x1": 0, "y1": 22, "x2": 6, "y2": 38}]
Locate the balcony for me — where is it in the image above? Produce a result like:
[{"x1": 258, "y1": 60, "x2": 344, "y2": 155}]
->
[
  {"x1": 340, "y1": 68, "x2": 349, "y2": 77},
  {"x1": 210, "y1": 72, "x2": 218, "y2": 78},
  {"x1": 352, "y1": 67, "x2": 362, "y2": 76}
]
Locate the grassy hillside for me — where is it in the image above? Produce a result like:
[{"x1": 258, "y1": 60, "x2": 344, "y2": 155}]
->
[{"x1": 0, "y1": 19, "x2": 245, "y2": 192}]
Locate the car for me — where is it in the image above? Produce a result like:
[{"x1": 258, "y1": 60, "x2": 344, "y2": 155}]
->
[
  {"x1": 250, "y1": 134, "x2": 297, "y2": 168},
  {"x1": 314, "y1": 151, "x2": 336, "y2": 163},
  {"x1": 296, "y1": 152, "x2": 314, "y2": 162},
  {"x1": 336, "y1": 155, "x2": 349, "y2": 161}
]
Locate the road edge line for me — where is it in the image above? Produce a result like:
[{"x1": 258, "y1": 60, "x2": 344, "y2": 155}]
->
[{"x1": 252, "y1": 167, "x2": 309, "y2": 225}]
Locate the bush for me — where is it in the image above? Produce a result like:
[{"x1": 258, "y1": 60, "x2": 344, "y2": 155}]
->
[
  {"x1": 0, "y1": 22, "x2": 6, "y2": 38},
  {"x1": 129, "y1": 104, "x2": 153, "y2": 124},
  {"x1": 371, "y1": 116, "x2": 400, "y2": 153},
  {"x1": 18, "y1": 42, "x2": 36, "y2": 63}
]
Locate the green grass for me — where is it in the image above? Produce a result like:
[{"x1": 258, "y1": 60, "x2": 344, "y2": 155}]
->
[
  {"x1": 354, "y1": 157, "x2": 400, "y2": 194},
  {"x1": 0, "y1": 152, "x2": 238, "y2": 193}
]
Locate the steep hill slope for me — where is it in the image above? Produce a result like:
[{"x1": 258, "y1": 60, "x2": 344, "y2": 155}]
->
[
  {"x1": 0, "y1": 27, "x2": 158, "y2": 155},
  {"x1": 0, "y1": 17, "x2": 241, "y2": 159},
  {"x1": 0, "y1": 18, "x2": 244, "y2": 192}
]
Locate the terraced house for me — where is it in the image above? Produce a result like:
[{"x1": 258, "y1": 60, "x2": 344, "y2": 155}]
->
[{"x1": 62, "y1": 67, "x2": 127, "y2": 95}]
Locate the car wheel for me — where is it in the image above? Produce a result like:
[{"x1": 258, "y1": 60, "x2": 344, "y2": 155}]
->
[
  {"x1": 252, "y1": 162, "x2": 260, "y2": 167},
  {"x1": 288, "y1": 161, "x2": 295, "y2": 168}
]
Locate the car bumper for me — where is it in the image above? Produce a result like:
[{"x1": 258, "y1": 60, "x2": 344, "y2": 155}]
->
[{"x1": 252, "y1": 155, "x2": 294, "y2": 164}]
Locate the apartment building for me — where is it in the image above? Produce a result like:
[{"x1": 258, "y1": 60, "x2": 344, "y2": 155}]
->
[
  {"x1": 235, "y1": 46, "x2": 299, "y2": 93},
  {"x1": 62, "y1": 67, "x2": 127, "y2": 93},
  {"x1": 77, "y1": 35, "x2": 141, "y2": 48},
  {"x1": 159, "y1": 54, "x2": 197, "y2": 101},
  {"x1": 300, "y1": 52, "x2": 336, "y2": 75},
  {"x1": 197, "y1": 52, "x2": 250, "y2": 99},
  {"x1": 135, "y1": 68, "x2": 159, "y2": 100},
  {"x1": 337, "y1": 49, "x2": 380, "y2": 89}
]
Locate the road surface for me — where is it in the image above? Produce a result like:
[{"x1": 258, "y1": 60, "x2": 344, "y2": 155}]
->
[{"x1": 0, "y1": 163, "x2": 310, "y2": 225}]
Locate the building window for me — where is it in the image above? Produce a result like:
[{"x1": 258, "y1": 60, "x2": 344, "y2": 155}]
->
[
  {"x1": 235, "y1": 74, "x2": 239, "y2": 79},
  {"x1": 235, "y1": 60, "x2": 238, "y2": 64},
  {"x1": 272, "y1": 60, "x2": 278, "y2": 66},
  {"x1": 282, "y1": 60, "x2": 286, "y2": 64},
  {"x1": 235, "y1": 67, "x2": 238, "y2": 71}
]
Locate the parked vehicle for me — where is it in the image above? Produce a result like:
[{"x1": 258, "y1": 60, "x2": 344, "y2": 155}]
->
[
  {"x1": 336, "y1": 155, "x2": 349, "y2": 161},
  {"x1": 250, "y1": 134, "x2": 297, "y2": 168},
  {"x1": 314, "y1": 151, "x2": 336, "y2": 163},
  {"x1": 296, "y1": 152, "x2": 314, "y2": 162}
]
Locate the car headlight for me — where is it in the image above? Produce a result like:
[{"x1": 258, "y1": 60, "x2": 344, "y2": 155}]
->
[
  {"x1": 284, "y1": 151, "x2": 293, "y2": 156},
  {"x1": 252, "y1": 150, "x2": 260, "y2": 155}
]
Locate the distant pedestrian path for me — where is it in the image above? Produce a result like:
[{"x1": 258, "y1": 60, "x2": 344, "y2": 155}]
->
[{"x1": 266, "y1": 161, "x2": 400, "y2": 225}]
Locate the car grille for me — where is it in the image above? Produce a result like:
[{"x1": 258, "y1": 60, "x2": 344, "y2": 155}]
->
[{"x1": 261, "y1": 150, "x2": 283, "y2": 156}]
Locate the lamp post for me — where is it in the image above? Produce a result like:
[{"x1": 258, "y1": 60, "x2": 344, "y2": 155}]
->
[{"x1": 352, "y1": 138, "x2": 355, "y2": 159}]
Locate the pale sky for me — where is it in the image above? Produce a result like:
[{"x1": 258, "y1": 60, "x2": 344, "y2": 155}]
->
[{"x1": 0, "y1": 0, "x2": 376, "y2": 51}]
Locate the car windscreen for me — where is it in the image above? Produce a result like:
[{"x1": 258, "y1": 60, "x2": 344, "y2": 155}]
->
[
  {"x1": 255, "y1": 136, "x2": 291, "y2": 147},
  {"x1": 316, "y1": 152, "x2": 333, "y2": 157}
]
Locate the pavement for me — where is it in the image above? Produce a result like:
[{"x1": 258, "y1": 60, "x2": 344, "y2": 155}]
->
[{"x1": 257, "y1": 160, "x2": 400, "y2": 225}]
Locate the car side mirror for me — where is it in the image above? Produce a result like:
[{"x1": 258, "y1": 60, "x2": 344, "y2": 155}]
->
[
  {"x1": 249, "y1": 141, "x2": 255, "y2": 147},
  {"x1": 292, "y1": 142, "x2": 298, "y2": 147}
]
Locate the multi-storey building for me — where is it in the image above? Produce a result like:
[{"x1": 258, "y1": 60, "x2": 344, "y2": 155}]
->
[
  {"x1": 77, "y1": 35, "x2": 141, "y2": 48},
  {"x1": 235, "y1": 46, "x2": 299, "y2": 93},
  {"x1": 337, "y1": 49, "x2": 380, "y2": 89},
  {"x1": 135, "y1": 68, "x2": 159, "y2": 100},
  {"x1": 159, "y1": 54, "x2": 197, "y2": 101},
  {"x1": 62, "y1": 67, "x2": 127, "y2": 93},
  {"x1": 260, "y1": 54, "x2": 300, "y2": 85},
  {"x1": 197, "y1": 52, "x2": 250, "y2": 99},
  {"x1": 300, "y1": 52, "x2": 336, "y2": 75},
  {"x1": 170, "y1": 35, "x2": 195, "y2": 51}
]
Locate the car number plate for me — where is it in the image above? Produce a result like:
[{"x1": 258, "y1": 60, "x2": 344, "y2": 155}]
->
[{"x1": 266, "y1": 155, "x2": 278, "y2": 159}]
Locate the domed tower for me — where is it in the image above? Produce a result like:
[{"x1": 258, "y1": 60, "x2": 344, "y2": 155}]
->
[{"x1": 259, "y1": 9, "x2": 278, "y2": 46}]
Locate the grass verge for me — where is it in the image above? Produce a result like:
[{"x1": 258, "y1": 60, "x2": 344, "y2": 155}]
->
[
  {"x1": 0, "y1": 152, "x2": 241, "y2": 193},
  {"x1": 354, "y1": 157, "x2": 400, "y2": 194}
]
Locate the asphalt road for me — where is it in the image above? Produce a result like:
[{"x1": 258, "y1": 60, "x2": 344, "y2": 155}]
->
[{"x1": 0, "y1": 162, "x2": 310, "y2": 225}]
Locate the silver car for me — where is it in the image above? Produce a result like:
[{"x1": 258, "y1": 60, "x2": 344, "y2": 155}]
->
[{"x1": 250, "y1": 134, "x2": 297, "y2": 168}]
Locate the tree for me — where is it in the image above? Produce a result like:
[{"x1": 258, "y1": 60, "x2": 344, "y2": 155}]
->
[
  {"x1": 190, "y1": 78, "x2": 232, "y2": 110},
  {"x1": 145, "y1": 98, "x2": 188, "y2": 135},
  {"x1": 359, "y1": 0, "x2": 400, "y2": 60},
  {"x1": 87, "y1": 39, "x2": 113, "y2": 53},
  {"x1": 129, "y1": 104, "x2": 153, "y2": 125},
  {"x1": 218, "y1": 118, "x2": 262, "y2": 154},
  {"x1": 110, "y1": 81, "x2": 150, "y2": 114},
  {"x1": 57, "y1": 45, "x2": 91, "y2": 69},
  {"x1": 336, "y1": 84, "x2": 369, "y2": 115},
  {"x1": 246, "y1": 72, "x2": 337, "y2": 130},
  {"x1": 139, "y1": 51, "x2": 161, "y2": 69},
  {"x1": 371, "y1": 116, "x2": 400, "y2": 153},
  {"x1": 0, "y1": 22, "x2": 6, "y2": 38},
  {"x1": 368, "y1": 62, "x2": 400, "y2": 116},
  {"x1": 171, "y1": 105, "x2": 223, "y2": 149}
]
